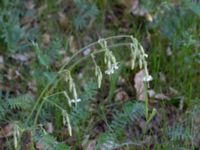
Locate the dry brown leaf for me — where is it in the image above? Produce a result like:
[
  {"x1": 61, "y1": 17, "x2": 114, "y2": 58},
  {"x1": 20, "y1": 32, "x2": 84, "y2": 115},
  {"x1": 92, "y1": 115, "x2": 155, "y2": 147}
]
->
[
  {"x1": 115, "y1": 89, "x2": 129, "y2": 101},
  {"x1": 134, "y1": 70, "x2": 146, "y2": 101},
  {"x1": 154, "y1": 93, "x2": 170, "y2": 100},
  {"x1": 148, "y1": 89, "x2": 170, "y2": 101},
  {"x1": 145, "y1": 13, "x2": 153, "y2": 22},
  {"x1": 20, "y1": 15, "x2": 34, "y2": 30},
  {"x1": 28, "y1": 79, "x2": 37, "y2": 93},
  {"x1": 6, "y1": 68, "x2": 16, "y2": 80},
  {"x1": 69, "y1": 36, "x2": 77, "y2": 53},
  {"x1": 45, "y1": 122, "x2": 54, "y2": 134},
  {"x1": 86, "y1": 140, "x2": 96, "y2": 150},
  {"x1": 0, "y1": 124, "x2": 13, "y2": 138},
  {"x1": 12, "y1": 54, "x2": 29, "y2": 62},
  {"x1": 58, "y1": 12, "x2": 69, "y2": 29},
  {"x1": 42, "y1": 33, "x2": 51, "y2": 45},
  {"x1": 130, "y1": 0, "x2": 153, "y2": 22}
]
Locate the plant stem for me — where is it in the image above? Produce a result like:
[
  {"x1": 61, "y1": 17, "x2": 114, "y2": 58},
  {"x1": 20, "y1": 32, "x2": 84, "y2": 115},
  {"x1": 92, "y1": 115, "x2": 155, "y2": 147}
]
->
[
  {"x1": 26, "y1": 35, "x2": 133, "y2": 127},
  {"x1": 144, "y1": 82, "x2": 149, "y2": 120}
]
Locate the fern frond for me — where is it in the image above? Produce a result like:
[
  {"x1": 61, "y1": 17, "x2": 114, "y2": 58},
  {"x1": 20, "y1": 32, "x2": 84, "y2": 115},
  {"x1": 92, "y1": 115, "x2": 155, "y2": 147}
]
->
[
  {"x1": 70, "y1": 81, "x2": 98, "y2": 127},
  {"x1": 96, "y1": 102, "x2": 145, "y2": 149},
  {"x1": 81, "y1": 81, "x2": 98, "y2": 101},
  {"x1": 33, "y1": 131, "x2": 70, "y2": 150},
  {"x1": 166, "y1": 123, "x2": 192, "y2": 142},
  {"x1": 70, "y1": 107, "x2": 89, "y2": 126},
  {"x1": 8, "y1": 94, "x2": 34, "y2": 110},
  {"x1": 110, "y1": 102, "x2": 145, "y2": 133},
  {"x1": 73, "y1": 0, "x2": 99, "y2": 30},
  {"x1": 41, "y1": 134, "x2": 68, "y2": 150}
]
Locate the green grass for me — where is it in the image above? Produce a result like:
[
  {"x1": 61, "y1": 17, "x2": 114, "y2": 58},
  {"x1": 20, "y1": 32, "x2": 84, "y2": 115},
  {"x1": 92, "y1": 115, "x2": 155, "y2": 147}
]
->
[{"x1": 0, "y1": 0, "x2": 199, "y2": 149}]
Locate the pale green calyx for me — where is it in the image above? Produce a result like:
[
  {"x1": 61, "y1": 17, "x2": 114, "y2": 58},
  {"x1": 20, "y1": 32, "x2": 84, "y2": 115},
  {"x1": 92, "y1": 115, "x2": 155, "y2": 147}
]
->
[
  {"x1": 105, "y1": 62, "x2": 119, "y2": 75},
  {"x1": 98, "y1": 38, "x2": 119, "y2": 75},
  {"x1": 65, "y1": 70, "x2": 81, "y2": 105},
  {"x1": 91, "y1": 53, "x2": 103, "y2": 88},
  {"x1": 62, "y1": 110, "x2": 72, "y2": 136},
  {"x1": 130, "y1": 36, "x2": 152, "y2": 82}
]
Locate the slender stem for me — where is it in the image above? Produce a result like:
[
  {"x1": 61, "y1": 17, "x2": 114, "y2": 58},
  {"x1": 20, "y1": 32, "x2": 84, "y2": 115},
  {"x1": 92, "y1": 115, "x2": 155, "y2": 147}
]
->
[
  {"x1": 33, "y1": 98, "x2": 66, "y2": 127},
  {"x1": 25, "y1": 80, "x2": 53, "y2": 125},
  {"x1": 45, "y1": 91, "x2": 65, "y2": 98},
  {"x1": 144, "y1": 82, "x2": 149, "y2": 120},
  {"x1": 60, "y1": 35, "x2": 132, "y2": 70},
  {"x1": 26, "y1": 36, "x2": 132, "y2": 126},
  {"x1": 69, "y1": 43, "x2": 132, "y2": 70},
  {"x1": 45, "y1": 99, "x2": 65, "y2": 111},
  {"x1": 143, "y1": 81, "x2": 148, "y2": 134},
  {"x1": 33, "y1": 91, "x2": 68, "y2": 126},
  {"x1": 33, "y1": 100, "x2": 45, "y2": 126},
  {"x1": 33, "y1": 52, "x2": 105, "y2": 126}
]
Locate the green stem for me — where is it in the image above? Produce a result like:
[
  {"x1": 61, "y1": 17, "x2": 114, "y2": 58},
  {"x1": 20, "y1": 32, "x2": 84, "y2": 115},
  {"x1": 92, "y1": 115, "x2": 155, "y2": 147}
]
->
[
  {"x1": 26, "y1": 35, "x2": 133, "y2": 126},
  {"x1": 144, "y1": 82, "x2": 149, "y2": 121},
  {"x1": 33, "y1": 92, "x2": 66, "y2": 126},
  {"x1": 33, "y1": 43, "x2": 133, "y2": 126},
  {"x1": 45, "y1": 98, "x2": 65, "y2": 111}
]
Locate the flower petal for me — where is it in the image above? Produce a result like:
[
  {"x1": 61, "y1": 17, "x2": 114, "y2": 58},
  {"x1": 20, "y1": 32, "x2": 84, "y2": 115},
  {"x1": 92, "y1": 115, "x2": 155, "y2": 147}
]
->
[{"x1": 143, "y1": 75, "x2": 153, "y2": 82}]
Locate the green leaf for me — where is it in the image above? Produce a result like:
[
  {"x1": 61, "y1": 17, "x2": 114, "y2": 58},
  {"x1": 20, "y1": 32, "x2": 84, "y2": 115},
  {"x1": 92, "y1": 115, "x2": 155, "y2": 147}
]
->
[
  {"x1": 8, "y1": 94, "x2": 34, "y2": 110},
  {"x1": 55, "y1": 143, "x2": 70, "y2": 150},
  {"x1": 187, "y1": 0, "x2": 200, "y2": 17},
  {"x1": 32, "y1": 42, "x2": 50, "y2": 67}
]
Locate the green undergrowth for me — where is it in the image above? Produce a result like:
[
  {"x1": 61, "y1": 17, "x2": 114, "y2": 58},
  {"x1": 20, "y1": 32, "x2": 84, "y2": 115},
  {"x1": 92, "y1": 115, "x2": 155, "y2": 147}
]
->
[{"x1": 0, "y1": 0, "x2": 199, "y2": 149}]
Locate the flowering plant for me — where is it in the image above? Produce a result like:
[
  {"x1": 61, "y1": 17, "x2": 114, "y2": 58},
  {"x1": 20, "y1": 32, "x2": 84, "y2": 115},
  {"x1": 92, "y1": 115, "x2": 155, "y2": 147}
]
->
[{"x1": 26, "y1": 35, "x2": 155, "y2": 137}]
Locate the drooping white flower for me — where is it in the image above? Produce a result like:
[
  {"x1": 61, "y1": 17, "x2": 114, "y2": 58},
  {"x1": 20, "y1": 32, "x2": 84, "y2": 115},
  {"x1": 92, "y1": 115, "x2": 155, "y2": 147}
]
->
[
  {"x1": 70, "y1": 98, "x2": 81, "y2": 103},
  {"x1": 105, "y1": 68, "x2": 114, "y2": 75},
  {"x1": 112, "y1": 63, "x2": 119, "y2": 70},
  {"x1": 105, "y1": 62, "x2": 119, "y2": 75},
  {"x1": 143, "y1": 75, "x2": 153, "y2": 82}
]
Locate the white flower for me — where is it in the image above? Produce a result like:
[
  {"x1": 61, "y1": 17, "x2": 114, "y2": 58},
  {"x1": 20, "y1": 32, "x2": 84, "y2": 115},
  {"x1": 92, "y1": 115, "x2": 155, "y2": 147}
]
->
[
  {"x1": 105, "y1": 62, "x2": 119, "y2": 75},
  {"x1": 112, "y1": 63, "x2": 119, "y2": 70},
  {"x1": 143, "y1": 75, "x2": 153, "y2": 82},
  {"x1": 143, "y1": 54, "x2": 148, "y2": 58},
  {"x1": 105, "y1": 69, "x2": 113, "y2": 75},
  {"x1": 71, "y1": 98, "x2": 81, "y2": 103}
]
